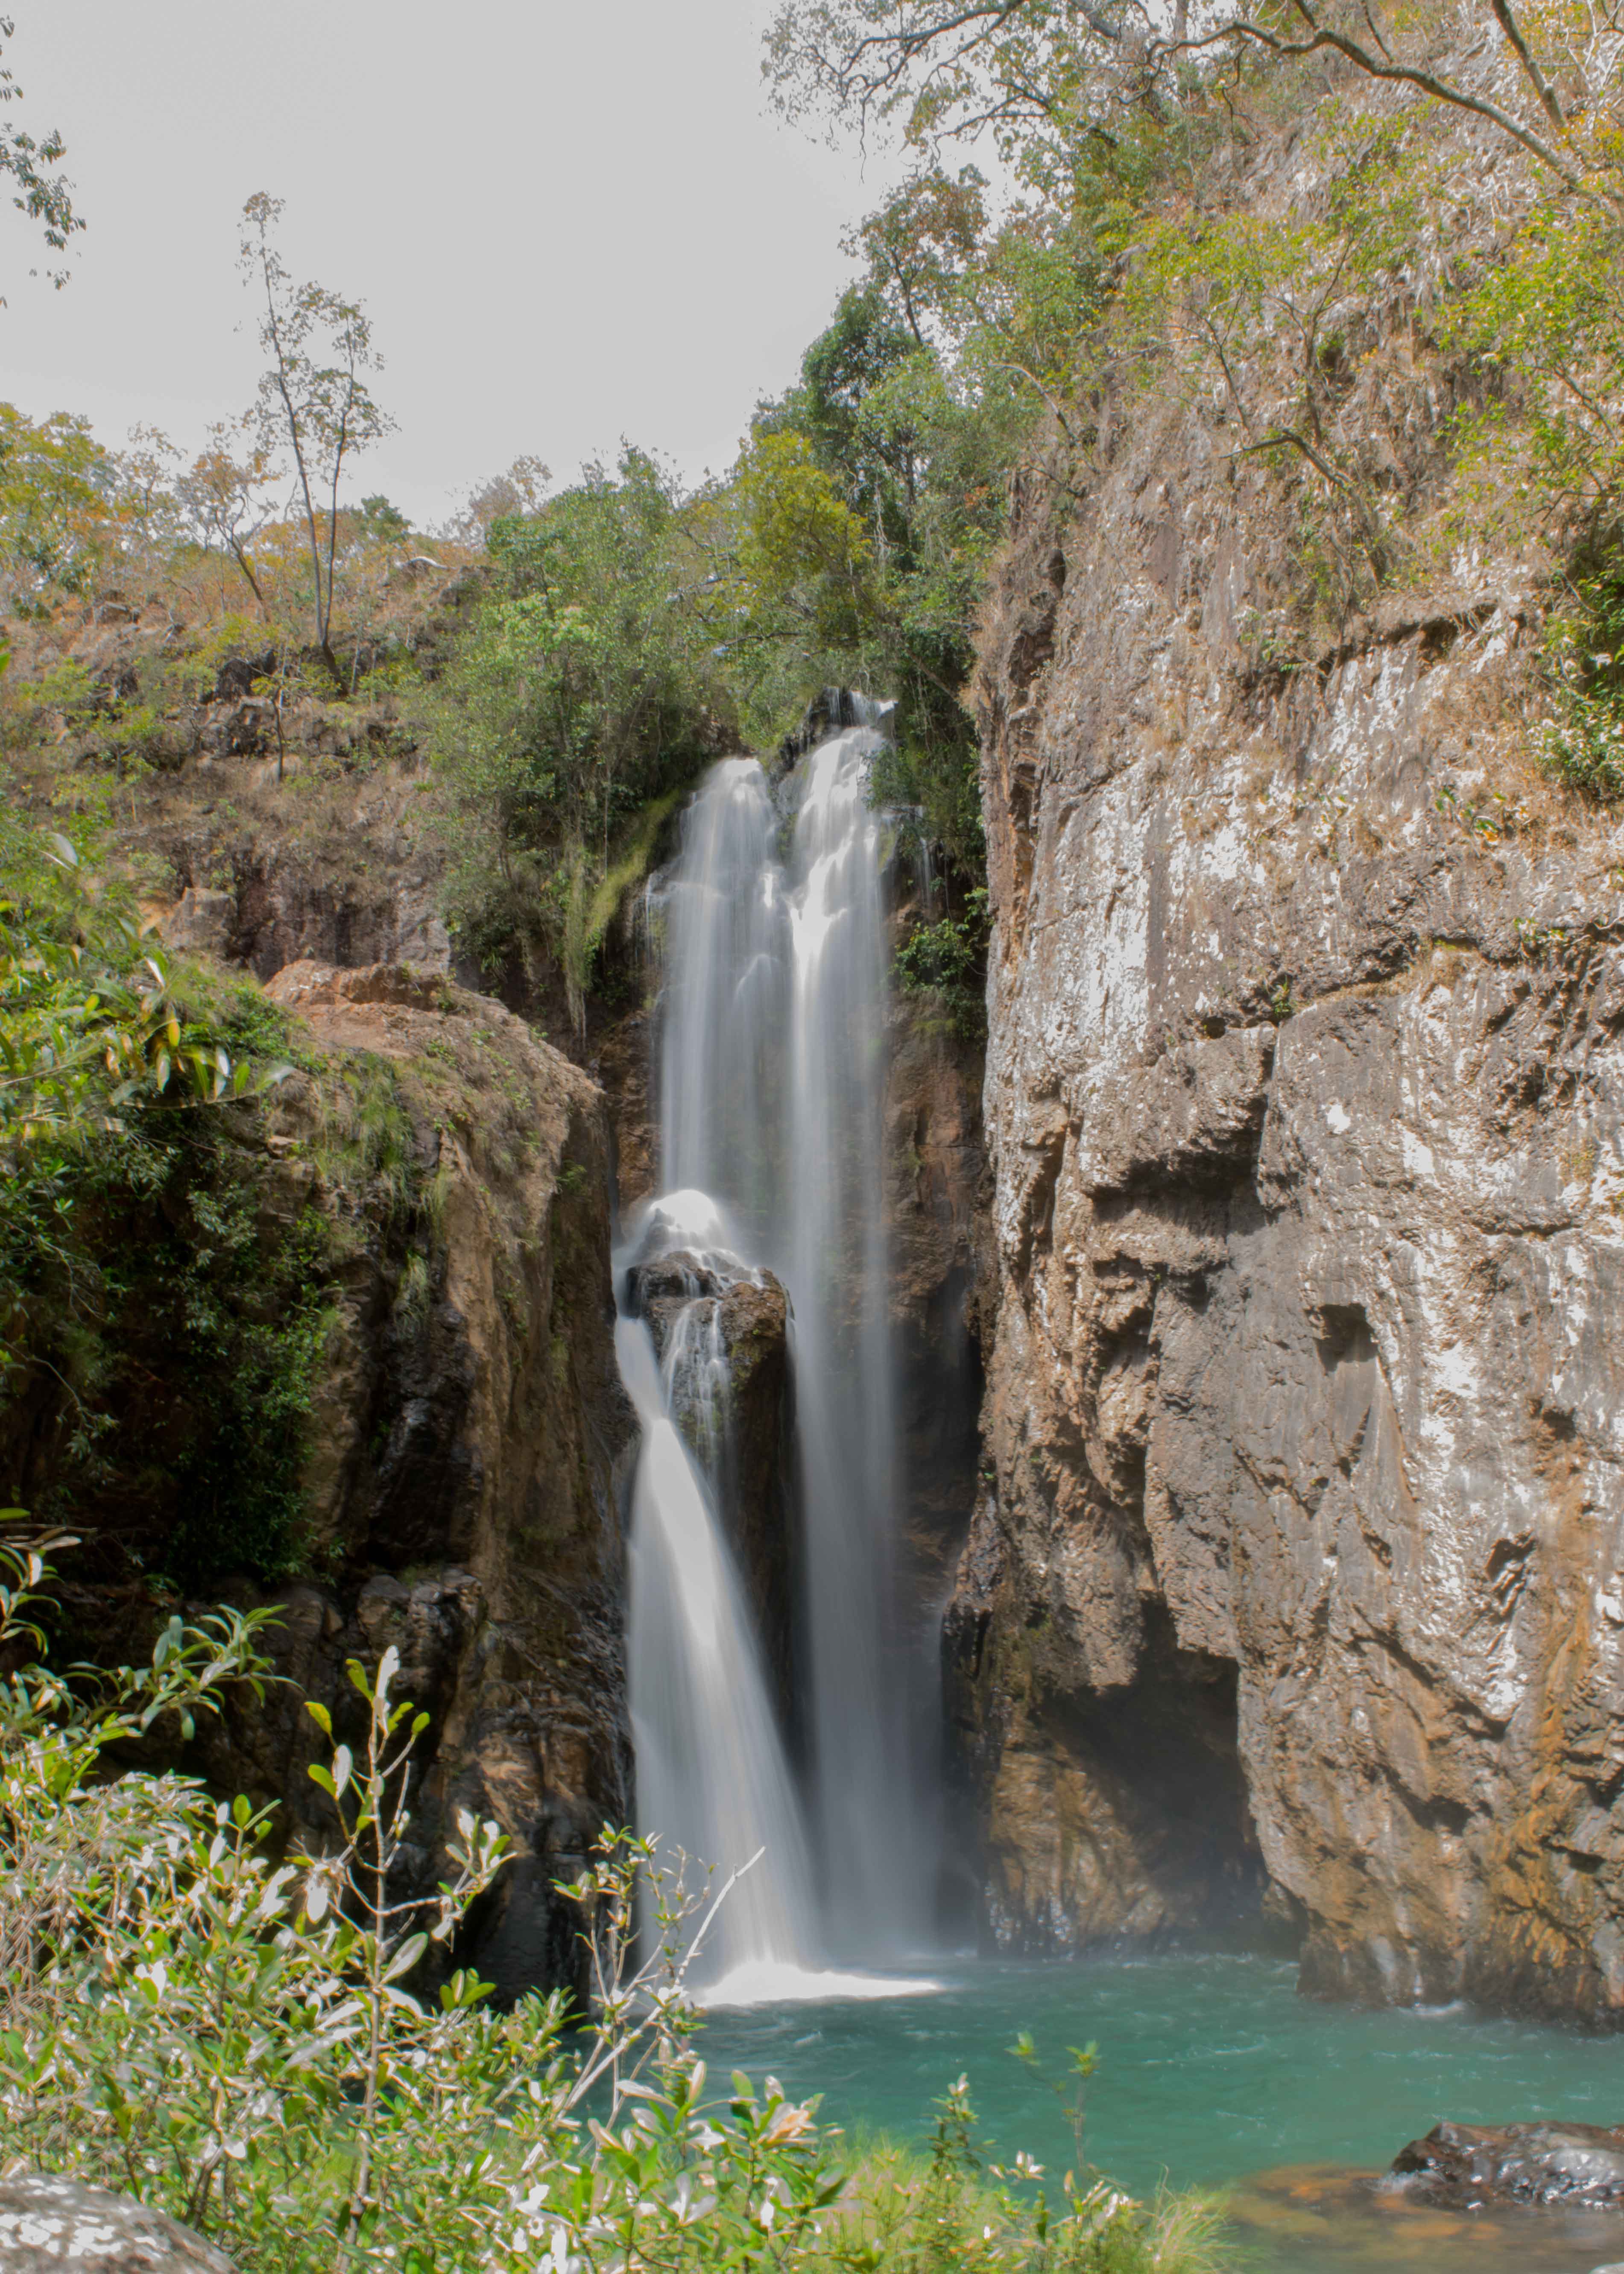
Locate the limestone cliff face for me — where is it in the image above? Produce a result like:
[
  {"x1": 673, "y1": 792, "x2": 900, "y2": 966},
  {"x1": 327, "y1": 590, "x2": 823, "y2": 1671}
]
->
[{"x1": 953, "y1": 141, "x2": 1624, "y2": 2012}]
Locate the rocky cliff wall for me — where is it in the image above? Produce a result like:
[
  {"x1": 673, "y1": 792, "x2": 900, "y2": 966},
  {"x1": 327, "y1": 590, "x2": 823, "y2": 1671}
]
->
[
  {"x1": 885, "y1": 990, "x2": 989, "y2": 1612},
  {"x1": 953, "y1": 111, "x2": 1624, "y2": 2016},
  {"x1": 256, "y1": 963, "x2": 635, "y2": 1997},
  {"x1": 8, "y1": 960, "x2": 633, "y2": 1999}
]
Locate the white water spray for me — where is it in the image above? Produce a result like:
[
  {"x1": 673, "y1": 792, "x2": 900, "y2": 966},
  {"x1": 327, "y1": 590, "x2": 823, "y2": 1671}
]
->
[
  {"x1": 617, "y1": 723, "x2": 936, "y2": 1999},
  {"x1": 784, "y1": 733, "x2": 915, "y2": 1954},
  {"x1": 619, "y1": 1305, "x2": 816, "y2": 1990}
]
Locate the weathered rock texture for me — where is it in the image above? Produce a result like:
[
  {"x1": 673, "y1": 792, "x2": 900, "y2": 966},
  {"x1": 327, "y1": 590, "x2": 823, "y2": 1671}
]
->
[
  {"x1": 884, "y1": 988, "x2": 989, "y2": 1612},
  {"x1": 1390, "y1": 2122, "x2": 1624, "y2": 2208},
  {"x1": 0, "y1": 2174, "x2": 232, "y2": 2272},
  {"x1": 951, "y1": 102, "x2": 1624, "y2": 2014},
  {"x1": 240, "y1": 962, "x2": 633, "y2": 1995}
]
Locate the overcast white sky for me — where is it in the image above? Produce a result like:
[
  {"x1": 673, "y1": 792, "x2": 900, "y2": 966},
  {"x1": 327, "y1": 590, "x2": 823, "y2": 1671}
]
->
[{"x1": 0, "y1": 1, "x2": 899, "y2": 527}]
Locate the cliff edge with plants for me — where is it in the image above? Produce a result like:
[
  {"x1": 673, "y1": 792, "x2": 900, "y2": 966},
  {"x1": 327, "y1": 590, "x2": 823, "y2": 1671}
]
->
[
  {"x1": 0, "y1": 818, "x2": 633, "y2": 1994},
  {"x1": 949, "y1": 18, "x2": 1624, "y2": 2018}
]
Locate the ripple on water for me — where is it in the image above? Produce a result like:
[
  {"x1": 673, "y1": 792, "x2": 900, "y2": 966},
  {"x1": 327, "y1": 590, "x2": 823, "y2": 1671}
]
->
[{"x1": 689, "y1": 1952, "x2": 1624, "y2": 2274}]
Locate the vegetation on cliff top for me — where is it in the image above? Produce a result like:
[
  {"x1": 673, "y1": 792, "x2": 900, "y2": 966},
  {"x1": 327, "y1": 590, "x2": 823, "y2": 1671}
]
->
[
  {"x1": 0, "y1": 802, "x2": 431, "y2": 1592},
  {"x1": 767, "y1": 0, "x2": 1624, "y2": 794}
]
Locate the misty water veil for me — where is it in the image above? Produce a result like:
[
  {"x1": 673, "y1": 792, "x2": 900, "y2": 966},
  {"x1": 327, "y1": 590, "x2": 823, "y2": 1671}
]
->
[{"x1": 613, "y1": 715, "x2": 938, "y2": 1999}]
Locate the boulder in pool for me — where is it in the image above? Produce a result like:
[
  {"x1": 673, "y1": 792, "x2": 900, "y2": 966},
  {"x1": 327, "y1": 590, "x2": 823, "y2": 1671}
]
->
[{"x1": 1389, "y1": 2122, "x2": 1624, "y2": 2207}]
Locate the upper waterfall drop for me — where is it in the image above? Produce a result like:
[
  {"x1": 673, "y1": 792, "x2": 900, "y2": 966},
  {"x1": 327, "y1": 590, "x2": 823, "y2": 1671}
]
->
[
  {"x1": 621, "y1": 719, "x2": 939, "y2": 1993},
  {"x1": 657, "y1": 758, "x2": 787, "y2": 1247}
]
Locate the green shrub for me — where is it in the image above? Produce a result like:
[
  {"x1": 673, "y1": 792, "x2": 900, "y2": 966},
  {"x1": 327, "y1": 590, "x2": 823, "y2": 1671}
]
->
[
  {"x1": 1542, "y1": 528, "x2": 1624, "y2": 802},
  {"x1": 0, "y1": 814, "x2": 333, "y2": 1584},
  {"x1": 0, "y1": 1534, "x2": 1232, "y2": 2274},
  {"x1": 894, "y1": 887, "x2": 990, "y2": 1040}
]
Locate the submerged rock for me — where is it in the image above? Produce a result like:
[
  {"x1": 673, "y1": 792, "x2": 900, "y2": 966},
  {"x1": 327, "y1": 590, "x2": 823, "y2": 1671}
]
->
[
  {"x1": 1389, "y1": 2123, "x2": 1624, "y2": 2208},
  {"x1": 0, "y1": 2174, "x2": 231, "y2": 2271}
]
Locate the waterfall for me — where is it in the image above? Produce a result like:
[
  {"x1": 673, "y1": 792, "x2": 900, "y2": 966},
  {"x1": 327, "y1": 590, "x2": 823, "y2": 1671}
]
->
[
  {"x1": 784, "y1": 734, "x2": 913, "y2": 1955},
  {"x1": 617, "y1": 721, "x2": 934, "y2": 1997},
  {"x1": 620, "y1": 1301, "x2": 816, "y2": 1991},
  {"x1": 657, "y1": 759, "x2": 787, "y2": 1248}
]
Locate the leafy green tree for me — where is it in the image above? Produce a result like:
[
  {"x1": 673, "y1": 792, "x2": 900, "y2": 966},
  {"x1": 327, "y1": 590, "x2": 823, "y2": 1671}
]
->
[
  {"x1": 0, "y1": 401, "x2": 117, "y2": 599},
  {"x1": 239, "y1": 192, "x2": 394, "y2": 674},
  {"x1": 718, "y1": 167, "x2": 1091, "y2": 880},
  {"x1": 0, "y1": 820, "x2": 263, "y2": 1152},
  {"x1": 429, "y1": 448, "x2": 726, "y2": 1021},
  {"x1": 357, "y1": 493, "x2": 410, "y2": 545}
]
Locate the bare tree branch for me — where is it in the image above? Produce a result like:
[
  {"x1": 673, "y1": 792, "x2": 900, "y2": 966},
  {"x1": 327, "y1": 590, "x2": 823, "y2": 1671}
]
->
[
  {"x1": 1486, "y1": 0, "x2": 1565, "y2": 128},
  {"x1": 1185, "y1": 6, "x2": 1602, "y2": 202}
]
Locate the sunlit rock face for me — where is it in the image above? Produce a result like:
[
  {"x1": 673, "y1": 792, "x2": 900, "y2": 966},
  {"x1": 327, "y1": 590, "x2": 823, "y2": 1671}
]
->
[{"x1": 955, "y1": 138, "x2": 1624, "y2": 2015}]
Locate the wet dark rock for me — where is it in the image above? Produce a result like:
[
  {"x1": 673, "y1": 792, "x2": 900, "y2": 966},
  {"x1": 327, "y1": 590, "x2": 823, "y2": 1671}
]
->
[
  {"x1": 0, "y1": 2174, "x2": 231, "y2": 2271},
  {"x1": 1389, "y1": 2123, "x2": 1624, "y2": 2208}
]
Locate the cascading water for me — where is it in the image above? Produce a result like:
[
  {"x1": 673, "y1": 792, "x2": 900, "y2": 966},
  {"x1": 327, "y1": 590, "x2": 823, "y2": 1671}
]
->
[
  {"x1": 615, "y1": 719, "x2": 935, "y2": 1998},
  {"x1": 618, "y1": 1269, "x2": 816, "y2": 1993},
  {"x1": 784, "y1": 735, "x2": 916, "y2": 1955}
]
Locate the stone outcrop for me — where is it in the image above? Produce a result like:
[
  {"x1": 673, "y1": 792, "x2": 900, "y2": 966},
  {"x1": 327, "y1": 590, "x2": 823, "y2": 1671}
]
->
[
  {"x1": 163, "y1": 851, "x2": 449, "y2": 979},
  {"x1": 951, "y1": 100, "x2": 1624, "y2": 2015},
  {"x1": 234, "y1": 962, "x2": 633, "y2": 1997},
  {"x1": 623, "y1": 1248, "x2": 798, "y2": 1727},
  {"x1": 3, "y1": 960, "x2": 635, "y2": 2001},
  {"x1": 1390, "y1": 2123, "x2": 1624, "y2": 2208},
  {"x1": 0, "y1": 2174, "x2": 231, "y2": 2272}
]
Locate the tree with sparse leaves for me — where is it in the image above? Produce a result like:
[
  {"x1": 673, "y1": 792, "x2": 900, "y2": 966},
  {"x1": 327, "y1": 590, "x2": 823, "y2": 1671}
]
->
[
  {"x1": 0, "y1": 13, "x2": 82, "y2": 300},
  {"x1": 239, "y1": 193, "x2": 394, "y2": 674},
  {"x1": 764, "y1": 0, "x2": 1623, "y2": 202},
  {"x1": 175, "y1": 419, "x2": 279, "y2": 616}
]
